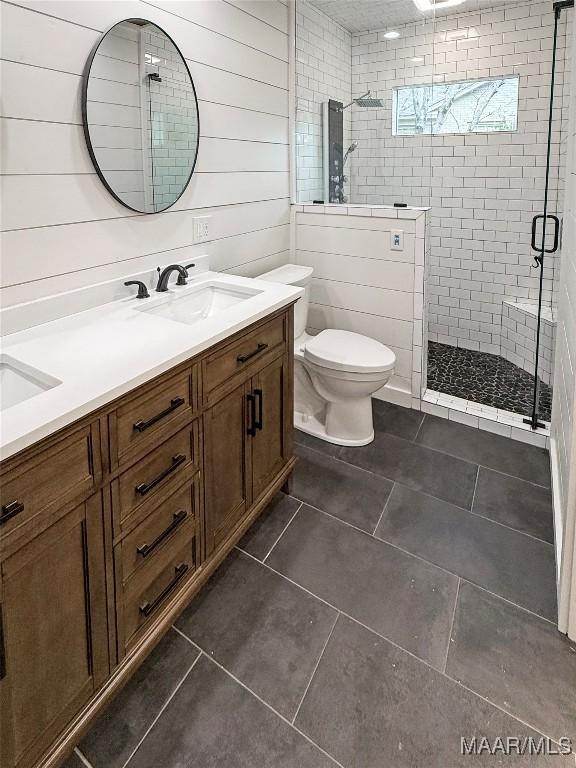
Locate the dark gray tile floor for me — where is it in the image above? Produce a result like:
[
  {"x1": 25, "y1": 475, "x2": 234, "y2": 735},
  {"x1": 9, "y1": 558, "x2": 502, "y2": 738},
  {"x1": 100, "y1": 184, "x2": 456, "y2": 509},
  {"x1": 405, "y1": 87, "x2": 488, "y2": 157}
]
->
[{"x1": 67, "y1": 403, "x2": 576, "y2": 768}]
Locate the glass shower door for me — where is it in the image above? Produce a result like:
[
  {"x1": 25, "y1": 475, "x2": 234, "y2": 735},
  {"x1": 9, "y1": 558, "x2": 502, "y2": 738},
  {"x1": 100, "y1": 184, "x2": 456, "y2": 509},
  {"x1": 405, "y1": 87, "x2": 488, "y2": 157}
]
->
[{"x1": 526, "y1": 0, "x2": 573, "y2": 429}]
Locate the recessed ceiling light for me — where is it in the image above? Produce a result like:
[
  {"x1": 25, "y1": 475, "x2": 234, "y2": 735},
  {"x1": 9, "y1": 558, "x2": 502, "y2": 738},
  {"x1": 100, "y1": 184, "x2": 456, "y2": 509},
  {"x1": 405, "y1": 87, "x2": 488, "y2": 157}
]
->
[
  {"x1": 411, "y1": 56, "x2": 425, "y2": 63},
  {"x1": 383, "y1": 30, "x2": 400, "y2": 39},
  {"x1": 413, "y1": 0, "x2": 466, "y2": 11}
]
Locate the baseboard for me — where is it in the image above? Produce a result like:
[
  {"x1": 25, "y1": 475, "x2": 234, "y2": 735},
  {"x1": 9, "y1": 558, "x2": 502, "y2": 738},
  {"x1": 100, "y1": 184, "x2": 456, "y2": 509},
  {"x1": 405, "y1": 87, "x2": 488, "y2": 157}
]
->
[
  {"x1": 373, "y1": 383, "x2": 412, "y2": 409},
  {"x1": 549, "y1": 435, "x2": 564, "y2": 592}
]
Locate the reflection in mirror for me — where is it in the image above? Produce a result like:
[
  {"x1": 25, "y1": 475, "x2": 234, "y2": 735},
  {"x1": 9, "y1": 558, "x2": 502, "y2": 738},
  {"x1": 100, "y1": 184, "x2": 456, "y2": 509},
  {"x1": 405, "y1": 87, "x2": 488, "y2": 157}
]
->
[{"x1": 83, "y1": 19, "x2": 199, "y2": 213}]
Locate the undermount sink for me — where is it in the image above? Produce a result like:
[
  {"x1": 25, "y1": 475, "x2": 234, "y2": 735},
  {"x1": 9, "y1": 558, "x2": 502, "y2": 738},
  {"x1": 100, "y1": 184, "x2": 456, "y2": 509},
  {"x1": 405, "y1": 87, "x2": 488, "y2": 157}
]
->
[
  {"x1": 0, "y1": 354, "x2": 62, "y2": 411},
  {"x1": 137, "y1": 281, "x2": 262, "y2": 326}
]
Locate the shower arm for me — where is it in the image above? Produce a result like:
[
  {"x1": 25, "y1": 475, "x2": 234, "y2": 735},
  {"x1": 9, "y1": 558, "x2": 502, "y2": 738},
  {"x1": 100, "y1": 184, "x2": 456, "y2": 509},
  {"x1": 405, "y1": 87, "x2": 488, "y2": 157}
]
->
[{"x1": 339, "y1": 91, "x2": 371, "y2": 111}]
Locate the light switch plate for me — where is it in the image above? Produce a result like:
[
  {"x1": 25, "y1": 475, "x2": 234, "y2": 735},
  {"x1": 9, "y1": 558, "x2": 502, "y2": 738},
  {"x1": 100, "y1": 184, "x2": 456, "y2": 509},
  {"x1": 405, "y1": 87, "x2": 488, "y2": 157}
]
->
[
  {"x1": 194, "y1": 216, "x2": 211, "y2": 243},
  {"x1": 391, "y1": 230, "x2": 404, "y2": 251}
]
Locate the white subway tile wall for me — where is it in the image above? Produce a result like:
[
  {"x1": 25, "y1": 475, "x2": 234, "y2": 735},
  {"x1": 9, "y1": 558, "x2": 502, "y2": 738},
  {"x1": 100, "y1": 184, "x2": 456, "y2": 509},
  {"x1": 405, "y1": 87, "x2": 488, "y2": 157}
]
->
[
  {"x1": 0, "y1": 0, "x2": 290, "y2": 305},
  {"x1": 350, "y1": 0, "x2": 572, "y2": 354},
  {"x1": 501, "y1": 300, "x2": 556, "y2": 385},
  {"x1": 295, "y1": 0, "x2": 352, "y2": 202}
]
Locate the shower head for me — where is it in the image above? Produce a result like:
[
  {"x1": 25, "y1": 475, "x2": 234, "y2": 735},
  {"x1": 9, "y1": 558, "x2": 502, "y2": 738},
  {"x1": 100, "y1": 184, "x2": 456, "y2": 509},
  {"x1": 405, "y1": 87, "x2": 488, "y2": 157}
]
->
[
  {"x1": 340, "y1": 91, "x2": 384, "y2": 111},
  {"x1": 355, "y1": 95, "x2": 384, "y2": 107},
  {"x1": 343, "y1": 141, "x2": 358, "y2": 164}
]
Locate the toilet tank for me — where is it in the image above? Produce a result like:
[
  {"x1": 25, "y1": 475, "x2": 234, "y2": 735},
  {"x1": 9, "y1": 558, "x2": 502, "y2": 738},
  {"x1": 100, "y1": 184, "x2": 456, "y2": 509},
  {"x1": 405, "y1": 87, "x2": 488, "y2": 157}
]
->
[{"x1": 258, "y1": 264, "x2": 313, "y2": 338}]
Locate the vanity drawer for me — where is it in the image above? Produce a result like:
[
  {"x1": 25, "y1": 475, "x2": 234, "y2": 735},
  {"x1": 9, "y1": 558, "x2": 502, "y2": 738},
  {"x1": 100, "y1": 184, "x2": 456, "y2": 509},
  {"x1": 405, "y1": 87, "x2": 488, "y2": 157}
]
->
[
  {"x1": 114, "y1": 423, "x2": 199, "y2": 526},
  {"x1": 122, "y1": 538, "x2": 197, "y2": 650},
  {"x1": 0, "y1": 423, "x2": 100, "y2": 543},
  {"x1": 112, "y1": 371, "x2": 194, "y2": 466},
  {"x1": 202, "y1": 314, "x2": 286, "y2": 398},
  {"x1": 119, "y1": 479, "x2": 199, "y2": 583}
]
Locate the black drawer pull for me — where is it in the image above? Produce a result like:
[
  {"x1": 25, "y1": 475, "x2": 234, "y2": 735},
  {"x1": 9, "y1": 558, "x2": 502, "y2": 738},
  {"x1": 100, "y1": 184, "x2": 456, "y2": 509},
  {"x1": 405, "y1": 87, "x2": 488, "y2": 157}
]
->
[
  {"x1": 237, "y1": 342, "x2": 268, "y2": 364},
  {"x1": 135, "y1": 454, "x2": 186, "y2": 496},
  {"x1": 254, "y1": 388, "x2": 263, "y2": 431},
  {"x1": 0, "y1": 500, "x2": 24, "y2": 525},
  {"x1": 137, "y1": 510, "x2": 188, "y2": 558},
  {"x1": 139, "y1": 562, "x2": 189, "y2": 618},
  {"x1": 133, "y1": 397, "x2": 185, "y2": 433}
]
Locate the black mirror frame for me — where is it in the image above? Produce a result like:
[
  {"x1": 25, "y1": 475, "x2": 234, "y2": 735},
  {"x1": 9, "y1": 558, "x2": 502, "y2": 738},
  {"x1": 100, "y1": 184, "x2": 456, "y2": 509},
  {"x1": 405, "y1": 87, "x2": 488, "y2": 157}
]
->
[{"x1": 81, "y1": 17, "x2": 200, "y2": 214}]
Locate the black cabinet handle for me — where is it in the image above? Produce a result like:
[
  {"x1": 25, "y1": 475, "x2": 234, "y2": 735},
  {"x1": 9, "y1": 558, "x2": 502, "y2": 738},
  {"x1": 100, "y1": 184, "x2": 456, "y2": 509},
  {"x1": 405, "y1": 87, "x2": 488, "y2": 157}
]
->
[
  {"x1": 0, "y1": 500, "x2": 24, "y2": 526},
  {"x1": 135, "y1": 454, "x2": 186, "y2": 496},
  {"x1": 139, "y1": 562, "x2": 189, "y2": 617},
  {"x1": 237, "y1": 342, "x2": 268, "y2": 364},
  {"x1": 254, "y1": 388, "x2": 263, "y2": 431},
  {"x1": 247, "y1": 393, "x2": 257, "y2": 436},
  {"x1": 133, "y1": 397, "x2": 185, "y2": 433},
  {"x1": 137, "y1": 510, "x2": 188, "y2": 558}
]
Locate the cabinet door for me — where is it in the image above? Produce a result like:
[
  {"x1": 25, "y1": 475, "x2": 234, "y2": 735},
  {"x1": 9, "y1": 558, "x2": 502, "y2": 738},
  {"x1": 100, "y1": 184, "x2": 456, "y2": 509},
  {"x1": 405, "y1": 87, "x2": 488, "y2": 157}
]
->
[
  {"x1": 0, "y1": 495, "x2": 108, "y2": 768},
  {"x1": 203, "y1": 382, "x2": 250, "y2": 556},
  {"x1": 251, "y1": 353, "x2": 293, "y2": 503}
]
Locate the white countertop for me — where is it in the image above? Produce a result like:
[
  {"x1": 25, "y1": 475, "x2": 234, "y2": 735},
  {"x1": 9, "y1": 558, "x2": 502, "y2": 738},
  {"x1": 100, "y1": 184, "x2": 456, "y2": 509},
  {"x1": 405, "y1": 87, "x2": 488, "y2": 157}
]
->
[{"x1": 0, "y1": 272, "x2": 302, "y2": 461}]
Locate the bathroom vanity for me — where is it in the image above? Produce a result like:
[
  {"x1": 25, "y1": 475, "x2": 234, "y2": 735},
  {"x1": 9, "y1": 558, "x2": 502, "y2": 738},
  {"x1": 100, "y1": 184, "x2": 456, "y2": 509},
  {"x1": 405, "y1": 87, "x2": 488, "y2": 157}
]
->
[{"x1": 0, "y1": 273, "x2": 299, "y2": 768}]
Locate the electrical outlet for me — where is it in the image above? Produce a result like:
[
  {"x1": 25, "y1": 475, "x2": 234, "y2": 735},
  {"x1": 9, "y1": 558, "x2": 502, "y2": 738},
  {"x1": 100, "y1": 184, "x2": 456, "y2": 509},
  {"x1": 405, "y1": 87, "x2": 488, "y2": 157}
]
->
[
  {"x1": 193, "y1": 216, "x2": 211, "y2": 243},
  {"x1": 391, "y1": 230, "x2": 404, "y2": 251}
]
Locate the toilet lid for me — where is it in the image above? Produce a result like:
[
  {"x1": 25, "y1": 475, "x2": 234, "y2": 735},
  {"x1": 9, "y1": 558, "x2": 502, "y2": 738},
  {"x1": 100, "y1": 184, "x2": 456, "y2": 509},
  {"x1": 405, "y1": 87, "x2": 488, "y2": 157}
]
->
[{"x1": 304, "y1": 330, "x2": 396, "y2": 373}]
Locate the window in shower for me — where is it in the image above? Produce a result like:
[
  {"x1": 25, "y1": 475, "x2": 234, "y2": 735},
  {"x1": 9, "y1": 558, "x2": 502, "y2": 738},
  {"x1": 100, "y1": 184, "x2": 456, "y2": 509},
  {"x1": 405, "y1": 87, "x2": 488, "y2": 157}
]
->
[{"x1": 393, "y1": 76, "x2": 519, "y2": 136}]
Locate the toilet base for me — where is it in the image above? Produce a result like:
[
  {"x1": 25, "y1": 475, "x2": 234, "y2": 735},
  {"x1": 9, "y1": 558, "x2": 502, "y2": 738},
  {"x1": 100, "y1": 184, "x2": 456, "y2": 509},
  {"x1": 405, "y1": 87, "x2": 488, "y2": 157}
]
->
[{"x1": 294, "y1": 410, "x2": 375, "y2": 447}]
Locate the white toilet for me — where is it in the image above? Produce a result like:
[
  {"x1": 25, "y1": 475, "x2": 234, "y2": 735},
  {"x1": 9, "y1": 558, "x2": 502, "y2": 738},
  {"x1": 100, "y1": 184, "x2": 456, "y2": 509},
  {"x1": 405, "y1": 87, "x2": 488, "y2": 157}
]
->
[{"x1": 258, "y1": 264, "x2": 396, "y2": 446}]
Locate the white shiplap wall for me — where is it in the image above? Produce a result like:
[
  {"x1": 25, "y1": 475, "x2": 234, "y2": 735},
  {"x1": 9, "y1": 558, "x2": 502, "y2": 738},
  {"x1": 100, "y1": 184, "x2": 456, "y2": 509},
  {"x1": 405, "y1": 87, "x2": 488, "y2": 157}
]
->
[
  {"x1": 295, "y1": 203, "x2": 427, "y2": 408},
  {"x1": 0, "y1": 0, "x2": 290, "y2": 306},
  {"x1": 553, "y1": 6, "x2": 576, "y2": 642}
]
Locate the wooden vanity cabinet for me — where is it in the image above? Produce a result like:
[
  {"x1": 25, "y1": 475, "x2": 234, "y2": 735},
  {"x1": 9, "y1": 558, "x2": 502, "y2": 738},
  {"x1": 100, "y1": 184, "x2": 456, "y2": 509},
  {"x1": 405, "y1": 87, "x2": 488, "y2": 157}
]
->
[
  {"x1": 0, "y1": 493, "x2": 108, "y2": 768},
  {"x1": 0, "y1": 305, "x2": 295, "y2": 768},
  {"x1": 202, "y1": 350, "x2": 292, "y2": 555}
]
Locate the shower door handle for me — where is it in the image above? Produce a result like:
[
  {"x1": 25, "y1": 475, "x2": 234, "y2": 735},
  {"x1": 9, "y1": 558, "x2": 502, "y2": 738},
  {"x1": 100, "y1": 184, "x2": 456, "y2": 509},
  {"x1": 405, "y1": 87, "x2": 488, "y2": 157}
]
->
[{"x1": 531, "y1": 214, "x2": 560, "y2": 265}]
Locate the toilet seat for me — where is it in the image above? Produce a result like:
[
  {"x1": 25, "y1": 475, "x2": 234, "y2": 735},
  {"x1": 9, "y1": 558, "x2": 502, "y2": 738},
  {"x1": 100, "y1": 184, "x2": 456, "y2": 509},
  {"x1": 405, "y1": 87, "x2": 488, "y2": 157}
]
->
[{"x1": 304, "y1": 329, "x2": 396, "y2": 374}]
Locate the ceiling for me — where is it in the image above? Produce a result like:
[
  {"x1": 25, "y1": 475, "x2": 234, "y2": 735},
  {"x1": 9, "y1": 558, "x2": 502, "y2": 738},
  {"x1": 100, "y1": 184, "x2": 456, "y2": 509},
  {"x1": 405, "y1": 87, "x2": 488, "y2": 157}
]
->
[{"x1": 308, "y1": 0, "x2": 534, "y2": 34}]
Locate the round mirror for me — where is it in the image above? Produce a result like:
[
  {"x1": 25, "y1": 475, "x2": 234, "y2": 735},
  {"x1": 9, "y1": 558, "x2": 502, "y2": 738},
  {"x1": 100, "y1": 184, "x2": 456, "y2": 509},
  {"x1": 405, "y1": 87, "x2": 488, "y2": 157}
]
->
[{"x1": 83, "y1": 19, "x2": 199, "y2": 213}]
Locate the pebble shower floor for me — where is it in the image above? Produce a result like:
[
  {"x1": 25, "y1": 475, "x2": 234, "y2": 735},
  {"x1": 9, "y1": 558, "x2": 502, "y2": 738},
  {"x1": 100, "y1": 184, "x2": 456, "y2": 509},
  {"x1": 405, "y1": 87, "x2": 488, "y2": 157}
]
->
[{"x1": 427, "y1": 342, "x2": 553, "y2": 423}]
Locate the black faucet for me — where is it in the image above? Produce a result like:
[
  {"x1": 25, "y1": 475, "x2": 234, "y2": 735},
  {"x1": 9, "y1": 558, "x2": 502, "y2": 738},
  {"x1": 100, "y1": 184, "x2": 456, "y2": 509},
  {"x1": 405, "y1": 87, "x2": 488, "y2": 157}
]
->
[{"x1": 156, "y1": 264, "x2": 189, "y2": 292}]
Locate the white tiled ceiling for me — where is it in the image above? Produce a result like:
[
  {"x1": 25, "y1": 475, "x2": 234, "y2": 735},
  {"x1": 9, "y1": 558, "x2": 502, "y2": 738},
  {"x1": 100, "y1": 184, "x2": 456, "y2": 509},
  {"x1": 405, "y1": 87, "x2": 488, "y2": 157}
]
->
[{"x1": 308, "y1": 0, "x2": 534, "y2": 33}]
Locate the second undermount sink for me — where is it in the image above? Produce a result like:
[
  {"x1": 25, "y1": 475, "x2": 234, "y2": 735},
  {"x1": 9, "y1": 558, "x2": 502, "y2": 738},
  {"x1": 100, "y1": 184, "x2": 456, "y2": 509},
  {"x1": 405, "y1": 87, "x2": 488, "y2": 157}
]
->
[
  {"x1": 0, "y1": 354, "x2": 62, "y2": 411},
  {"x1": 137, "y1": 281, "x2": 262, "y2": 326}
]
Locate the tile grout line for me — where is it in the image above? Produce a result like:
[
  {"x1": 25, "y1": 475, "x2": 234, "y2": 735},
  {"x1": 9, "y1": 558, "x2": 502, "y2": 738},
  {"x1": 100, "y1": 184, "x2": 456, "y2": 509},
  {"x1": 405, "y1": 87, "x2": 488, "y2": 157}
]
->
[
  {"x1": 208, "y1": 550, "x2": 566, "y2": 749},
  {"x1": 465, "y1": 497, "x2": 555, "y2": 547},
  {"x1": 298, "y1": 426, "x2": 551, "y2": 492},
  {"x1": 198, "y1": 651, "x2": 347, "y2": 767},
  {"x1": 470, "y1": 465, "x2": 480, "y2": 515},
  {"x1": 262, "y1": 501, "x2": 303, "y2": 563},
  {"x1": 73, "y1": 748, "x2": 95, "y2": 768},
  {"x1": 412, "y1": 412, "x2": 427, "y2": 442},
  {"x1": 291, "y1": 613, "x2": 340, "y2": 726},
  {"x1": 371, "y1": 482, "x2": 396, "y2": 536},
  {"x1": 372, "y1": 530, "x2": 558, "y2": 627},
  {"x1": 260, "y1": 498, "x2": 557, "y2": 625},
  {"x1": 298, "y1": 441, "x2": 554, "y2": 546},
  {"x1": 120, "y1": 652, "x2": 202, "y2": 768},
  {"x1": 443, "y1": 578, "x2": 461, "y2": 675}
]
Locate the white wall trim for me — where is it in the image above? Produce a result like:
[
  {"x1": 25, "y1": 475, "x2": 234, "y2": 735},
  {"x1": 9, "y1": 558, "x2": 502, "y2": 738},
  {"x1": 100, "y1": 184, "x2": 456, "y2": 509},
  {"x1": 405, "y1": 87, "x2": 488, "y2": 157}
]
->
[{"x1": 549, "y1": 435, "x2": 564, "y2": 589}]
